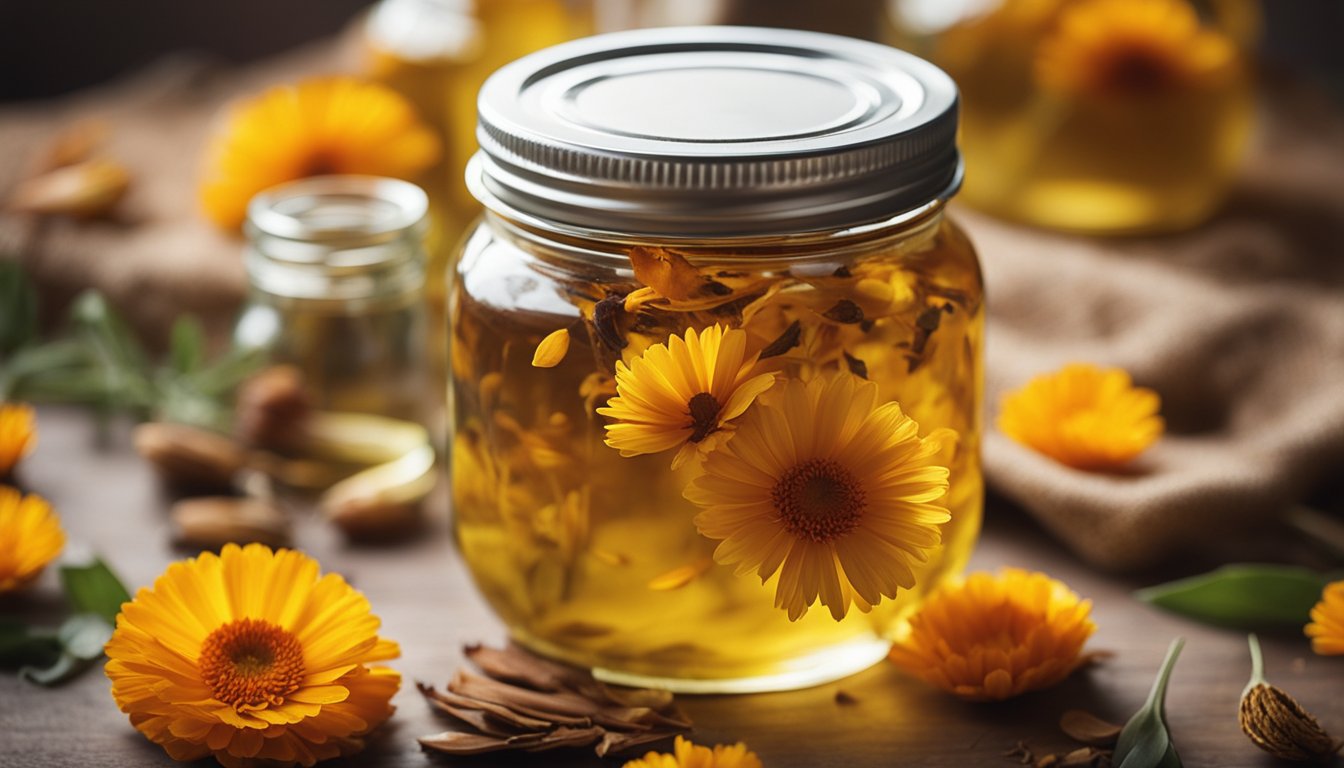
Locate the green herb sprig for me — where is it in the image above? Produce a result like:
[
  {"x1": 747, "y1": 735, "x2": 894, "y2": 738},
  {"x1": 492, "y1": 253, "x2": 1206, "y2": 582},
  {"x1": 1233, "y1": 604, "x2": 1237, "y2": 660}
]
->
[{"x1": 1113, "y1": 637, "x2": 1185, "y2": 768}]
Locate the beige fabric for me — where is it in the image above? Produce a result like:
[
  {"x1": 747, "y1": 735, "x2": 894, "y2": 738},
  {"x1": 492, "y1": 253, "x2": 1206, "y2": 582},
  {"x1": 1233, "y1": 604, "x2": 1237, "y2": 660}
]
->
[
  {"x1": 0, "y1": 40, "x2": 355, "y2": 347},
  {"x1": 971, "y1": 88, "x2": 1344, "y2": 571}
]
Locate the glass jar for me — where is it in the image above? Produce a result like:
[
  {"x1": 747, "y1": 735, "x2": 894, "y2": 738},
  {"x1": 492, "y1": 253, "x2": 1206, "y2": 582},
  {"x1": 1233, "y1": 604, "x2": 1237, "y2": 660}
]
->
[
  {"x1": 236, "y1": 175, "x2": 430, "y2": 423},
  {"x1": 451, "y1": 28, "x2": 983, "y2": 692},
  {"x1": 886, "y1": 0, "x2": 1258, "y2": 234}
]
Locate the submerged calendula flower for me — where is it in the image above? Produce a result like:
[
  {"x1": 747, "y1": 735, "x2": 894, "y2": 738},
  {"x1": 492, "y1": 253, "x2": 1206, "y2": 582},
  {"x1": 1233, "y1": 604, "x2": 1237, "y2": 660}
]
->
[
  {"x1": 0, "y1": 487, "x2": 65, "y2": 593},
  {"x1": 623, "y1": 735, "x2": 763, "y2": 768},
  {"x1": 598, "y1": 325, "x2": 776, "y2": 470},
  {"x1": 105, "y1": 543, "x2": 400, "y2": 767},
  {"x1": 888, "y1": 569, "x2": 1095, "y2": 701},
  {"x1": 0, "y1": 403, "x2": 38, "y2": 477},
  {"x1": 200, "y1": 77, "x2": 440, "y2": 230},
  {"x1": 1035, "y1": 0, "x2": 1237, "y2": 98},
  {"x1": 1306, "y1": 581, "x2": 1344, "y2": 656},
  {"x1": 998, "y1": 363, "x2": 1163, "y2": 470},
  {"x1": 686, "y1": 373, "x2": 953, "y2": 621}
]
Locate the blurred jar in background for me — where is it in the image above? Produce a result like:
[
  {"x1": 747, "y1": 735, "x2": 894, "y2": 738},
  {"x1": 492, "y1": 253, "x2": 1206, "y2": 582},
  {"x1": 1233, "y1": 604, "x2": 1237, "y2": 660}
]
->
[
  {"x1": 235, "y1": 176, "x2": 430, "y2": 424},
  {"x1": 888, "y1": 0, "x2": 1258, "y2": 234},
  {"x1": 360, "y1": 0, "x2": 595, "y2": 308}
]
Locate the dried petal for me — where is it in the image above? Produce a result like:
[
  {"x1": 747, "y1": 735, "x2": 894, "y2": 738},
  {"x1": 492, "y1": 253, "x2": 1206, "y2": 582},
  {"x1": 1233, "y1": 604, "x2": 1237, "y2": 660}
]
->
[
  {"x1": 532, "y1": 328, "x2": 571, "y2": 368},
  {"x1": 843, "y1": 351, "x2": 868, "y2": 379},
  {"x1": 8, "y1": 160, "x2": 129, "y2": 218},
  {"x1": 170, "y1": 497, "x2": 290, "y2": 549},
  {"x1": 647, "y1": 558, "x2": 712, "y2": 591},
  {"x1": 629, "y1": 246, "x2": 707, "y2": 301},
  {"x1": 759, "y1": 320, "x2": 802, "y2": 359},
  {"x1": 1060, "y1": 709, "x2": 1123, "y2": 747}
]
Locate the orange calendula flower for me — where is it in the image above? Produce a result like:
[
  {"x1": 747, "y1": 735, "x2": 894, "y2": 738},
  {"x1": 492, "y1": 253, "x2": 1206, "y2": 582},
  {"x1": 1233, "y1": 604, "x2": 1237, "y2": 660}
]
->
[
  {"x1": 0, "y1": 402, "x2": 37, "y2": 477},
  {"x1": 598, "y1": 325, "x2": 776, "y2": 470},
  {"x1": 623, "y1": 735, "x2": 763, "y2": 768},
  {"x1": 0, "y1": 486, "x2": 65, "y2": 593},
  {"x1": 1035, "y1": 0, "x2": 1237, "y2": 98},
  {"x1": 105, "y1": 543, "x2": 400, "y2": 768},
  {"x1": 1306, "y1": 581, "x2": 1344, "y2": 656},
  {"x1": 889, "y1": 568, "x2": 1096, "y2": 701},
  {"x1": 998, "y1": 363, "x2": 1163, "y2": 470},
  {"x1": 686, "y1": 373, "x2": 954, "y2": 622},
  {"x1": 200, "y1": 77, "x2": 440, "y2": 230}
]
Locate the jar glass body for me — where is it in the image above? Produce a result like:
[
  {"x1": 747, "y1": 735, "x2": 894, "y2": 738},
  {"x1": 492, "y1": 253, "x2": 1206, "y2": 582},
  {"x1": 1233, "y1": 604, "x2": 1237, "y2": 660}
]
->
[
  {"x1": 887, "y1": 0, "x2": 1257, "y2": 234},
  {"x1": 449, "y1": 207, "x2": 984, "y2": 691}
]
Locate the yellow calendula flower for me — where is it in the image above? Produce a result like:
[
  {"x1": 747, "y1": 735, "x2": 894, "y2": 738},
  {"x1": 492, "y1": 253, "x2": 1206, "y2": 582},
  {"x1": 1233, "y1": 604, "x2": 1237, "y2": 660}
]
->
[
  {"x1": 889, "y1": 569, "x2": 1095, "y2": 701},
  {"x1": 1035, "y1": 0, "x2": 1237, "y2": 98},
  {"x1": 598, "y1": 325, "x2": 776, "y2": 470},
  {"x1": 200, "y1": 77, "x2": 440, "y2": 230},
  {"x1": 105, "y1": 543, "x2": 400, "y2": 768},
  {"x1": 998, "y1": 363, "x2": 1163, "y2": 470},
  {"x1": 686, "y1": 373, "x2": 953, "y2": 622},
  {"x1": 0, "y1": 487, "x2": 65, "y2": 593},
  {"x1": 0, "y1": 402, "x2": 37, "y2": 477},
  {"x1": 1306, "y1": 581, "x2": 1344, "y2": 656},
  {"x1": 623, "y1": 735, "x2": 763, "y2": 768}
]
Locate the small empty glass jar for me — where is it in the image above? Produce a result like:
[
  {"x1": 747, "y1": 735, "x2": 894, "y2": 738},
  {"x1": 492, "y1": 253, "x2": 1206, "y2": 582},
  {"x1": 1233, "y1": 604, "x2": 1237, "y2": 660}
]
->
[
  {"x1": 236, "y1": 175, "x2": 429, "y2": 422},
  {"x1": 451, "y1": 27, "x2": 984, "y2": 692}
]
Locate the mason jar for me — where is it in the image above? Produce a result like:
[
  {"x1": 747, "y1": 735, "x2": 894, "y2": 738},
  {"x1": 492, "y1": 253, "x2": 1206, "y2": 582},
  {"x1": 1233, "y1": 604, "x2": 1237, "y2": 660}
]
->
[
  {"x1": 886, "y1": 0, "x2": 1258, "y2": 234},
  {"x1": 450, "y1": 27, "x2": 984, "y2": 692},
  {"x1": 236, "y1": 175, "x2": 429, "y2": 423}
]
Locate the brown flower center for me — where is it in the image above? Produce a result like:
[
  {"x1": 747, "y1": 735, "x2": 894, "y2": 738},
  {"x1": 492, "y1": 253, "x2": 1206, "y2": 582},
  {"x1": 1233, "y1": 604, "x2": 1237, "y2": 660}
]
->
[
  {"x1": 199, "y1": 618, "x2": 305, "y2": 710},
  {"x1": 686, "y1": 392, "x2": 722, "y2": 443},
  {"x1": 772, "y1": 459, "x2": 866, "y2": 542}
]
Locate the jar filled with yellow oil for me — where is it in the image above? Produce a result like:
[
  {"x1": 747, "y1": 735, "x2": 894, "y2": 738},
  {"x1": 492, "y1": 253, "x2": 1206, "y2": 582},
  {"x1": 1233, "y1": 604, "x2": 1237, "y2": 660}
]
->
[
  {"x1": 887, "y1": 0, "x2": 1257, "y2": 234},
  {"x1": 451, "y1": 28, "x2": 983, "y2": 692}
]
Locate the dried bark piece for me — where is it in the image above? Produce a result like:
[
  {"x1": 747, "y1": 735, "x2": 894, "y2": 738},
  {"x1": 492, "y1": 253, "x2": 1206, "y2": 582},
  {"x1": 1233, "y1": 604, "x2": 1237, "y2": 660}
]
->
[
  {"x1": 419, "y1": 684, "x2": 553, "y2": 731},
  {"x1": 1060, "y1": 709, "x2": 1123, "y2": 747},
  {"x1": 418, "y1": 730, "x2": 548, "y2": 755}
]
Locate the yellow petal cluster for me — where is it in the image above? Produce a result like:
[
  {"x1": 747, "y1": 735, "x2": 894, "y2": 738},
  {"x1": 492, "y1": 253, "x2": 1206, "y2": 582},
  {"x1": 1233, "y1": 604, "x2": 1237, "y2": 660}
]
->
[
  {"x1": 1035, "y1": 0, "x2": 1237, "y2": 98},
  {"x1": 686, "y1": 373, "x2": 953, "y2": 621},
  {"x1": 200, "y1": 77, "x2": 440, "y2": 230},
  {"x1": 1306, "y1": 581, "x2": 1344, "y2": 656},
  {"x1": 0, "y1": 487, "x2": 65, "y2": 593},
  {"x1": 0, "y1": 402, "x2": 38, "y2": 477},
  {"x1": 105, "y1": 543, "x2": 400, "y2": 767},
  {"x1": 598, "y1": 325, "x2": 776, "y2": 470},
  {"x1": 889, "y1": 568, "x2": 1095, "y2": 701},
  {"x1": 998, "y1": 363, "x2": 1163, "y2": 470},
  {"x1": 623, "y1": 735, "x2": 763, "y2": 768}
]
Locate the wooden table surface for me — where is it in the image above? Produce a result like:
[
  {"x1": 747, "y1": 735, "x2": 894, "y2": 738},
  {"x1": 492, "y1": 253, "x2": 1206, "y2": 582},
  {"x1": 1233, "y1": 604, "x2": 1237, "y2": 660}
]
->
[{"x1": 1, "y1": 406, "x2": 1339, "y2": 767}]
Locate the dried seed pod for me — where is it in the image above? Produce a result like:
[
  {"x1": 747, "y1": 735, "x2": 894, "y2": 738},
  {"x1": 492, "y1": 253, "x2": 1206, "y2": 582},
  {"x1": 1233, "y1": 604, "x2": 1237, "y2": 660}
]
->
[
  {"x1": 171, "y1": 497, "x2": 290, "y2": 549},
  {"x1": 134, "y1": 422, "x2": 246, "y2": 493},
  {"x1": 234, "y1": 365, "x2": 310, "y2": 453},
  {"x1": 1240, "y1": 634, "x2": 1340, "y2": 762},
  {"x1": 1060, "y1": 709, "x2": 1123, "y2": 747},
  {"x1": 8, "y1": 159, "x2": 129, "y2": 218}
]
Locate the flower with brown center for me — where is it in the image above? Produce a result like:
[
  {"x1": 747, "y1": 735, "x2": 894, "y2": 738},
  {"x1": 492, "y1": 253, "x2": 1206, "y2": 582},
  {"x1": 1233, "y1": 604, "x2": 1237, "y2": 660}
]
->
[
  {"x1": 685, "y1": 372, "x2": 954, "y2": 621},
  {"x1": 105, "y1": 543, "x2": 400, "y2": 767},
  {"x1": 598, "y1": 325, "x2": 776, "y2": 470},
  {"x1": 889, "y1": 569, "x2": 1096, "y2": 701},
  {"x1": 1035, "y1": 0, "x2": 1238, "y2": 99}
]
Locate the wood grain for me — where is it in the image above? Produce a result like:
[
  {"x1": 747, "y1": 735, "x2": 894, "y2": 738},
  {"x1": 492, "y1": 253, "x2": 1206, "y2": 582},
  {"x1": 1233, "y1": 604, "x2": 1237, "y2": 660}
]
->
[{"x1": 0, "y1": 406, "x2": 1338, "y2": 767}]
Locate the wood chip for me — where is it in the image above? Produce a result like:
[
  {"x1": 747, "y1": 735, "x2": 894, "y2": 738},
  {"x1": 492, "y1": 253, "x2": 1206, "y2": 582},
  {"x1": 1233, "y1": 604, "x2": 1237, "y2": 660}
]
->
[
  {"x1": 1059, "y1": 709, "x2": 1122, "y2": 747},
  {"x1": 419, "y1": 643, "x2": 691, "y2": 758}
]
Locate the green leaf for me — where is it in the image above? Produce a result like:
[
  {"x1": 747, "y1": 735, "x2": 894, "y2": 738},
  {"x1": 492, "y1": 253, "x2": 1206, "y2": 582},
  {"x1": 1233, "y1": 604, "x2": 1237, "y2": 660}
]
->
[
  {"x1": 169, "y1": 315, "x2": 205, "y2": 375},
  {"x1": 0, "y1": 619, "x2": 61, "y2": 667},
  {"x1": 1135, "y1": 565, "x2": 1330, "y2": 628},
  {"x1": 19, "y1": 652, "x2": 82, "y2": 686},
  {"x1": 58, "y1": 613, "x2": 112, "y2": 660},
  {"x1": 1115, "y1": 637, "x2": 1185, "y2": 768},
  {"x1": 0, "y1": 260, "x2": 38, "y2": 357},
  {"x1": 60, "y1": 557, "x2": 132, "y2": 626}
]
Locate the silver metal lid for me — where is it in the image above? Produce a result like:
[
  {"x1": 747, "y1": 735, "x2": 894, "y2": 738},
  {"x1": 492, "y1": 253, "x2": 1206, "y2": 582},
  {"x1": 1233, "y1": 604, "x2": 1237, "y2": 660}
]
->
[{"x1": 470, "y1": 26, "x2": 961, "y2": 238}]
